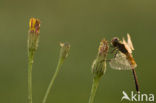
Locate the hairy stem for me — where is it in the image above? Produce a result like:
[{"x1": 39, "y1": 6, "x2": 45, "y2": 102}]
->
[
  {"x1": 88, "y1": 76, "x2": 100, "y2": 103},
  {"x1": 28, "y1": 52, "x2": 34, "y2": 103},
  {"x1": 42, "y1": 58, "x2": 64, "y2": 103}
]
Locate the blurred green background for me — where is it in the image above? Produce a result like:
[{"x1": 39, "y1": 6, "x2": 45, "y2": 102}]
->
[{"x1": 0, "y1": 0, "x2": 156, "y2": 103}]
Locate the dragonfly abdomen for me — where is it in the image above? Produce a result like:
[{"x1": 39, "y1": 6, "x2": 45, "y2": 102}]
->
[{"x1": 126, "y1": 53, "x2": 137, "y2": 69}]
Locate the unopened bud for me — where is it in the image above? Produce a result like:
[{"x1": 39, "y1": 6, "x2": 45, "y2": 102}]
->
[
  {"x1": 59, "y1": 42, "x2": 70, "y2": 60},
  {"x1": 28, "y1": 18, "x2": 40, "y2": 52},
  {"x1": 29, "y1": 18, "x2": 40, "y2": 34},
  {"x1": 92, "y1": 39, "x2": 109, "y2": 77}
]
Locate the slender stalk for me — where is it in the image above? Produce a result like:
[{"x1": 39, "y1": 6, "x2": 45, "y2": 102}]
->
[
  {"x1": 42, "y1": 58, "x2": 64, "y2": 103},
  {"x1": 28, "y1": 52, "x2": 34, "y2": 103},
  {"x1": 88, "y1": 76, "x2": 101, "y2": 103},
  {"x1": 27, "y1": 18, "x2": 40, "y2": 103},
  {"x1": 89, "y1": 39, "x2": 108, "y2": 103},
  {"x1": 132, "y1": 69, "x2": 139, "y2": 92}
]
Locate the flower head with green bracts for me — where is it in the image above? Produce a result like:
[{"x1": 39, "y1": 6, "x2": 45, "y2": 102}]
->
[
  {"x1": 92, "y1": 39, "x2": 109, "y2": 77},
  {"x1": 27, "y1": 18, "x2": 40, "y2": 103},
  {"x1": 89, "y1": 39, "x2": 109, "y2": 103},
  {"x1": 28, "y1": 18, "x2": 40, "y2": 52}
]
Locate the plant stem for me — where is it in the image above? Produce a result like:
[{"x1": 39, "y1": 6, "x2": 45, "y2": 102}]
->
[
  {"x1": 28, "y1": 52, "x2": 34, "y2": 103},
  {"x1": 88, "y1": 76, "x2": 100, "y2": 103},
  {"x1": 42, "y1": 58, "x2": 64, "y2": 103}
]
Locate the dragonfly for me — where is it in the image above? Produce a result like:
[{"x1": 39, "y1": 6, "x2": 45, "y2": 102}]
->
[{"x1": 109, "y1": 34, "x2": 139, "y2": 92}]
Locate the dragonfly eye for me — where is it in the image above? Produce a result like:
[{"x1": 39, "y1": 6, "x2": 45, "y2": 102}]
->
[{"x1": 111, "y1": 37, "x2": 119, "y2": 46}]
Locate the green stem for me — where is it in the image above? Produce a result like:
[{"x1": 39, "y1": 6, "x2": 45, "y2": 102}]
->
[
  {"x1": 28, "y1": 52, "x2": 34, "y2": 103},
  {"x1": 42, "y1": 58, "x2": 64, "y2": 103},
  {"x1": 88, "y1": 76, "x2": 100, "y2": 103}
]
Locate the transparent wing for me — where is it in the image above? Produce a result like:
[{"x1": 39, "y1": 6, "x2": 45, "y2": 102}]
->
[
  {"x1": 109, "y1": 52, "x2": 132, "y2": 70},
  {"x1": 127, "y1": 33, "x2": 134, "y2": 50},
  {"x1": 122, "y1": 34, "x2": 134, "y2": 54},
  {"x1": 122, "y1": 38, "x2": 132, "y2": 53}
]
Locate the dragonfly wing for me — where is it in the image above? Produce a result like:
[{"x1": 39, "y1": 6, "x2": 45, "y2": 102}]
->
[
  {"x1": 109, "y1": 52, "x2": 132, "y2": 70},
  {"x1": 127, "y1": 33, "x2": 134, "y2": 50},
  {"x1": 123, "y1": 38, "x2": 132, "y2": 53}
]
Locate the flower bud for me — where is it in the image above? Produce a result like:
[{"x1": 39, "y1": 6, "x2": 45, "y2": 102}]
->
[
  {"x1": 28, "y1": 18, "x2": 40, "y2": 52},
  {"x1": 29, "y1": 18, "x2": 40, "y2": 34},
  {"x1": 92, "y1": 39, "x2": 109, "y2": 77},
  {"x1": 59, "y1": 42, "x2": 70, "y2": 60}
]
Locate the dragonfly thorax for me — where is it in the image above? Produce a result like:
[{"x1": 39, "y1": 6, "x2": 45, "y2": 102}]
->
[{"x1": 112, "y1": 37, "x2": 128, "y2": 54}]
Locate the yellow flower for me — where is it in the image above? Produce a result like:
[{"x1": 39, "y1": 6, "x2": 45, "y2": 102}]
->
[
  {"x1": 28, "y1": 18, "x2": 40, "y2": 52},
  {"x1": 29, "y1": 18, "x2": 40, "y2": 34}
]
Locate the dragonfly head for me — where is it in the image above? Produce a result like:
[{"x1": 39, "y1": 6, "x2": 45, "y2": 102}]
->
[{"x1": 111, "y1": 37, "x2": 120, "y2": 47}]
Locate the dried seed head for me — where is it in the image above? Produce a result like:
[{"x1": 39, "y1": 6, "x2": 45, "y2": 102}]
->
[
  {"x1": 98, "y1": 39, "x2": 109, "y2": 56},
  {"x1": 60, "y1": 42, "x2": 70, "y2": 60},
  {"x1": 28, "y1": 18, "x2": 40, "y2": 52},
  {"x1": 92, "y1": 39, "x2": 109, "y2": 77}
]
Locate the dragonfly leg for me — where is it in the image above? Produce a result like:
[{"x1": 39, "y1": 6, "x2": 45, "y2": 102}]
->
[
  {"x1": 113, "y1": 50, "x2": 119, "y2": 58},
  {"x1": 108, "y1": 47, "x2": 117, "y2": 54}
]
